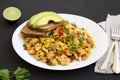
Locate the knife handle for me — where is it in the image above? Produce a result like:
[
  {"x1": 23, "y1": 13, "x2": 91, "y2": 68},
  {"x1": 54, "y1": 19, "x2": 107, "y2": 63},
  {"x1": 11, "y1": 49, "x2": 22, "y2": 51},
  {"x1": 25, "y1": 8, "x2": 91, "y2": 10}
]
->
[
  {"x1": 112, "y1": 40, "x2": 120, "y2": 74},
  {"x1": 99, "y1": 41, "x2": 115, "y2": 70}
]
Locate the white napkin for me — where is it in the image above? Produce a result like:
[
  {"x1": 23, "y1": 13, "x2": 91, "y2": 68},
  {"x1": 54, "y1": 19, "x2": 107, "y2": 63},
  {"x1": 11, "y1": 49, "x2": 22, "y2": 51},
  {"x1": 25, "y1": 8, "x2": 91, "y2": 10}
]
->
[{"x1": 94, "y1": 14, "x2": 120, "y2": 74}]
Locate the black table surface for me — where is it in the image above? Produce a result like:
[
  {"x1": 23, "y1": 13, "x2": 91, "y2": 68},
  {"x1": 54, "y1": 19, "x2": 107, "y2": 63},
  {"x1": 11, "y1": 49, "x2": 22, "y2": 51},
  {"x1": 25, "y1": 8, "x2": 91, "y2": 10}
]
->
[{"x1": 0, "y1": 0, "x2": 120, "y2": 80}]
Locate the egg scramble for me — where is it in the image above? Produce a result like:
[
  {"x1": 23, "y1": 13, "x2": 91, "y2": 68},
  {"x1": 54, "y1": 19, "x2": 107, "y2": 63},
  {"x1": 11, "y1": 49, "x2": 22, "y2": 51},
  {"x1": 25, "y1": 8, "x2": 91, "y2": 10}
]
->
[{"x1": 23, "y1": 22, "x2": 95, "y2": 66}]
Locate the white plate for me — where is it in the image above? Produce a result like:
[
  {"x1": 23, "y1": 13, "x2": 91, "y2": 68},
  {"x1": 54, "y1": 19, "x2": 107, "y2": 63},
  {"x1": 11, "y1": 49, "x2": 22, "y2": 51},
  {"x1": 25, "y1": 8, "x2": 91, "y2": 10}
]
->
[{"x1": 12, "y1": 13, "x2": 109, "y2": 70}]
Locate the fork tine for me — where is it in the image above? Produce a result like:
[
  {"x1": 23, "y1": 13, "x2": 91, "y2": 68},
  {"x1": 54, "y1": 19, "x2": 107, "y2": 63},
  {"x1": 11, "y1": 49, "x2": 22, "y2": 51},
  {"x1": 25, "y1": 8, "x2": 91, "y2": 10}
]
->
[{"x1": 112, "y1": 26, "x2": 120, "y2": 40}]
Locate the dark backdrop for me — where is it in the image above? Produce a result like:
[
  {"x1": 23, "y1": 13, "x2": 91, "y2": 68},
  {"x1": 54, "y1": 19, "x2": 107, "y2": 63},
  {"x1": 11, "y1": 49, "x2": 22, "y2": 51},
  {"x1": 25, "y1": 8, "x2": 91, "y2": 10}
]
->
[{"x1": 0, "y1": 0, "x2": 120, "y2": 80}]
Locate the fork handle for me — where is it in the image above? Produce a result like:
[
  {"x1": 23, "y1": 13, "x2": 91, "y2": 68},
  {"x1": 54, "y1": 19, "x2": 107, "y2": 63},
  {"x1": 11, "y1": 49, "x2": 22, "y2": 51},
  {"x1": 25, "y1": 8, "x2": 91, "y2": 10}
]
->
[
  {"x1": 112, "y1": 40, "x2": 120, "y2": 74},
  {"x1": 99, "y1": 41, "x2": 115, "y2": 70}
]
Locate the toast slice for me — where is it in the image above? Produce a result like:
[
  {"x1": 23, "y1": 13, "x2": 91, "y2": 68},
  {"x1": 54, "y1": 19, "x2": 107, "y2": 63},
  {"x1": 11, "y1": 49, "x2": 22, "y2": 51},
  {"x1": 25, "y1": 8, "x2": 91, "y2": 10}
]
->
[
  {"x1": 21, "y1": 25, "x2": 50, "y2": 37},
  {"x1": 28, "y1": 21, "x2": 64, "y2": 32}
]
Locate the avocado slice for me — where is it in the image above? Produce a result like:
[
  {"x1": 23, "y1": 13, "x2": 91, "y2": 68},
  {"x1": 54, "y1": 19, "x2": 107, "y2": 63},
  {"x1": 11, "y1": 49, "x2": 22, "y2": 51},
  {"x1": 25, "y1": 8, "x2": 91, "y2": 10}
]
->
[
  {"x1": 33, "y1": 14, "x2": 63, "y2": 28},
  {"x1": 29, "y1": 11, "x2": 58, "y2": 26}
]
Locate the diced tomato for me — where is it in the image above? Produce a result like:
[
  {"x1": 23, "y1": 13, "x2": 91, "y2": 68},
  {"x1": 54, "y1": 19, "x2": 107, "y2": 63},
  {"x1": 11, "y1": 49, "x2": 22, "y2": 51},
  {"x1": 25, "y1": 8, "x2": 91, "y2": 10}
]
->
[
  {"x1": 86, "y1": 38, "x2": 91, "y2": 44},
  {"x1": 48, "y1": 47, "x2": 53, "y2": 51},
  {"x1": 75, "y1": 51, "x2": 80, "y2": 55},
  {"x1": 58, "y1": 27, "x2": 63, "y2": 35},
  {"x1": 53, "y1": 54, "x2": 56, "y2": 58},
  {"x1": 81, "y1": 53, "x2": 87, "y2": 58},
  {"x1": 47, "y1": 59, "x2": 51, "y2": 64},
  {"x1": 77, "y1": 31, "x2": 80, "y2": 35},
  {"x1": 71, "y1": 27, "x2": 76, "y2": 30},
  {"x1": 24, "y1": 47, "x2": 28, "y2": 50},
  {"x1": 55, "y1": 35, "x2": 60, "y2": 40},
  {"x1": 63, "y1": 50, "x2": 67, "y2": 55}
]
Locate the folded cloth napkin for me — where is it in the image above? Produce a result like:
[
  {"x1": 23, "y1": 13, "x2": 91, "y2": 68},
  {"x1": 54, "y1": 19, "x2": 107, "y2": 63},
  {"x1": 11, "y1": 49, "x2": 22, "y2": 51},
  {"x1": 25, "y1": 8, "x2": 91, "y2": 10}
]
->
[{"x1": 94, "y1": 14, "x2": 120, "y2": 74}]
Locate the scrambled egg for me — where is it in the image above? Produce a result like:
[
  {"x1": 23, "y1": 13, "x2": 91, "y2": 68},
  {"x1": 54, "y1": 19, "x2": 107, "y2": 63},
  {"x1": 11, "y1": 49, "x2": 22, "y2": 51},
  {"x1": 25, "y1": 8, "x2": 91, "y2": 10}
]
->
[{"x1": 23, "y1": 22, "x2": 95, "y2": 66}]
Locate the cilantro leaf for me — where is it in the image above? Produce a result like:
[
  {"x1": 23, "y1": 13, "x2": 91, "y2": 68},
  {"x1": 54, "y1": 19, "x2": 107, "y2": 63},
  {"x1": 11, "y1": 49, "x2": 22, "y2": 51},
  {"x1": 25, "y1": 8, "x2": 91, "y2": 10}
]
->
[
  {"x1": 0, "y1": 69, "x2": 10, "y2": 80},
  {"x1": 78, "y1": 34, "x2": 84, "y2": 42},
  {"x1": 0, "y1": 67, "x2": 30, "y2": 80},
  {"x1": 71, "y1": 44, "x2": 78, "y2": 50},
  {"x1": 13, "y1": 67, "x2": 30, "y2": 80}
]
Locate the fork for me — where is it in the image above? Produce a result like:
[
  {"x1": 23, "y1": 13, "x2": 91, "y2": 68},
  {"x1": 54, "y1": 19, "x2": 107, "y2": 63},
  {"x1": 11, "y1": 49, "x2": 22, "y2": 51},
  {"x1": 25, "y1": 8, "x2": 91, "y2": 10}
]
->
[
  {"x1": 99, "y1": 40, "x2": 115, "y2": 71},
  {"x1": 111, "y1": 26, "x2": 120, "y2": 74},
  {"x1": 99, "y1": 26, "x2": 116, "y2": 71}
]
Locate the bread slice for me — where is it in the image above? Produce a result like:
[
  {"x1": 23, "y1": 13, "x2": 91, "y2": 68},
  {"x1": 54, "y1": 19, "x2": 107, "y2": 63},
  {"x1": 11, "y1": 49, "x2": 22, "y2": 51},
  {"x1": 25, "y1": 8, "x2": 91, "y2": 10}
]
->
[
  {"x1": 21, "y1": 25, "x2": 50, "y2": 37},
  {"x1": 28, "y1": 21, "x2": 64, "y2": 32}
]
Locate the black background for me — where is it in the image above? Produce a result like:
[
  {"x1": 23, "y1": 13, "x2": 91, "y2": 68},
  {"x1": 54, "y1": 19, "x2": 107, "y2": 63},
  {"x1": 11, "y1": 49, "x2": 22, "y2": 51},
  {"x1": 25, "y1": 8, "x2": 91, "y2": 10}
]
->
[{"x1": 0, "y1": 0, "x2": 120, "y2": 80}]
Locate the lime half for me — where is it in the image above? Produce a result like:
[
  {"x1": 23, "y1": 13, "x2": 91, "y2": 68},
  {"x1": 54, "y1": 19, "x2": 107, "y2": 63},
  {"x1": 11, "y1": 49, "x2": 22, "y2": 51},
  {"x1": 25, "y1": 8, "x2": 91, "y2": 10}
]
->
[{"x1": 3, "y1": 7, "x2": 21, "y2": 21}]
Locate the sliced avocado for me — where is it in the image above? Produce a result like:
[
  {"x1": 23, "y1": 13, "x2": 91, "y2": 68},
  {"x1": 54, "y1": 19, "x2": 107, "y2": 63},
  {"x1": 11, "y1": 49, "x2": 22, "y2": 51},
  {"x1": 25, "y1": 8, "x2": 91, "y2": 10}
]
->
[
  {"x1": 29, "y1": 11, "x2": 58, "y2": 26},
  {"x1": 33, "y1": 14, "x2": 63, "y2": 28}
]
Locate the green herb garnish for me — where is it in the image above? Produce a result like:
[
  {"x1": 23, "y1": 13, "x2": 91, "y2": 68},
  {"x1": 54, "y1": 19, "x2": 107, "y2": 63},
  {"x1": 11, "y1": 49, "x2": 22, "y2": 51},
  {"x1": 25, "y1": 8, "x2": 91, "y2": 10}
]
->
[
  {"x1": 23, "y1": 43, "x2": 26, "y2": 47},
  {"x1": 47, "y1": 63, "x2": 55, "y2": 66},
  {"x1": 79, "y1": 42, "x2": 83, "y2": 47},
  {"x1": 0, "y1": 67, "x2": 30, "y2": 80},
  {"x1": 0, "y1": 69, "x2": 10, "y2": 80},
  {"x1": 78, "y1": 34, "x2": 84, "y2": 42},
  {"x1": 71, "y1": 44, "x2": 78, "y2": 50}
]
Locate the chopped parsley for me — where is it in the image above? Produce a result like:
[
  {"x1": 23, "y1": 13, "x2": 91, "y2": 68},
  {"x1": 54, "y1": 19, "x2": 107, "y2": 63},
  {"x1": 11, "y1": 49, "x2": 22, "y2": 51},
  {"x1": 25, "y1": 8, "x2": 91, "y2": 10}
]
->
[{"x1": 71, "y1": 44, "x2": 78, "y2": 50}]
